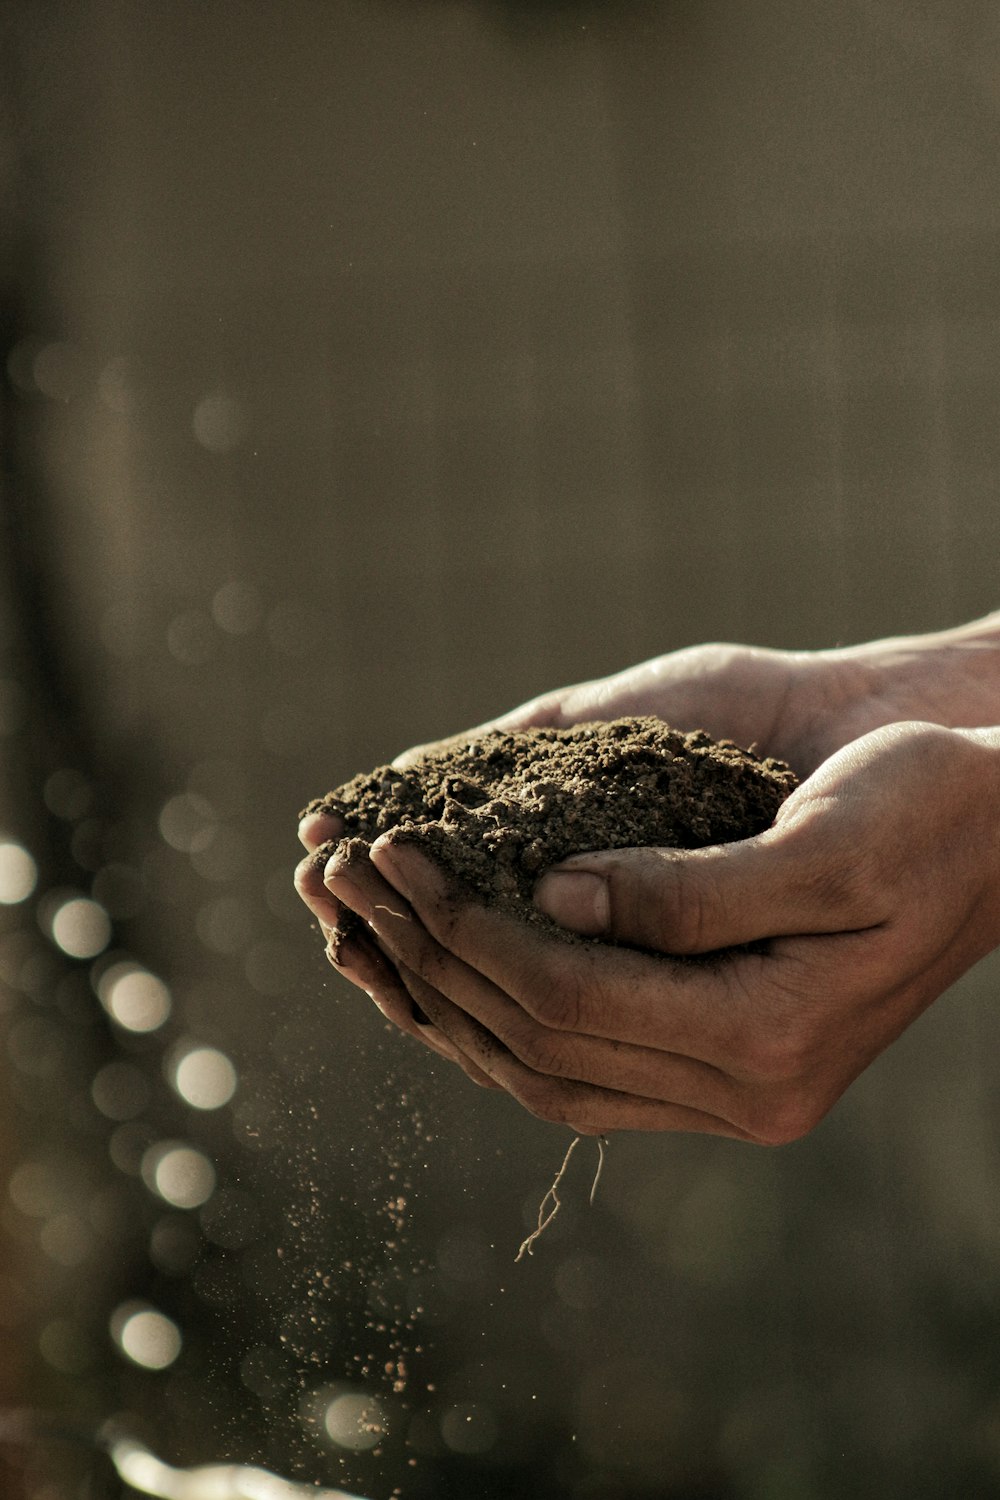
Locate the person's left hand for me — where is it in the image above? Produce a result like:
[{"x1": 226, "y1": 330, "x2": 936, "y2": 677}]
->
[{"x1": 318, "y1": 721, "x2": 1000, "y2": 1140}]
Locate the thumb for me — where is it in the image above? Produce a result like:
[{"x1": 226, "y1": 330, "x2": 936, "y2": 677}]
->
[{"x1": 533, "y1": 828, "x2": 863, "y2": 954}]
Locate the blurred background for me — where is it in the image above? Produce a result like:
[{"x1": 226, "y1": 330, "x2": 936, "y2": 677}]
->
[{"x1": 2, "y1": 2, "x2": 1000, "y2": 1497}]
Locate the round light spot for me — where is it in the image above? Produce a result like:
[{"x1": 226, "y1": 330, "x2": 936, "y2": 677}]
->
[
  {"x1": 32, "y1": 342, "x2": 84, "y2": 402},
  {"x1": 113, "y1": 1305, "x2": 182, "y2": 1370},
  {"x1": 0, "y1": 842, "x2": 37, "y2": 905},
  {"x1": 172, "y1": 1047, "x2": 237, "y2": 1111},
  {"x1": 195, "y1": 895, "x2": 251, "y2": 955},
  {"x1": 193, "y1": 390, "x2": 244, "y2": 453},
  {"x1": 99, "y1": 963, "x2": 171, "y2": 1033},
  {"x1": 8, "y1": 1159, "x2": 64, "y2": 1217},
  {"x1": 212, "y1": 580, "x2": 261, "y2": 634},
  {"x1": 109, "y1": 1121, "x2": 157, "y2": 1176},
  {"x1": 324, "y1": 1392, "x2": 387, "y2": 1451},
  {"x1": 166, "y1": 610, "x2": 216, "y2": 666},
  {"x1": 50, "y1": 898, "x2": 111, "y2": 959},
  {"x1": 6, "y1": 336, "x2": 43, "y2": 392},
  {"x1": 97, "y1": 355, "x2": 137, "y2": 415},
  {"x1": 142, "y1": 1143, "x2": 216, "y2": 1209},
  {"x1": 158, "y1": 793, "x2": 217, "y2": 854},
  {"x1": 43, "y1": 768, "x2": 92, "y2": 820},
  {"x1": 40, "y1": 1212, "x2": 92, "y2": 1267},
  {"x1": 149, "y1": 1214, "x2": 202, "y2": 1274},
  {"x1": 91, "y1": 1061, "x2": 150, "y2": 1121}
]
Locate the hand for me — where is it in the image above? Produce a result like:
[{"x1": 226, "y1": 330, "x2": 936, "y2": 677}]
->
[
  {"x1": 295, "y1": 640, "x2": 821, "y2": 1077},
  {"x1": 322, "y1": 722, "x2": 1000, "y2": 1140},
  {"x1": 386, "y1": 627, "x2": 1000, "y2": 780}
]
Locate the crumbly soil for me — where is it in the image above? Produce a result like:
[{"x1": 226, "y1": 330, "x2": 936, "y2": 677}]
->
[{"x1": 301, "y1": 717, "x2": 798, "y2": 936}]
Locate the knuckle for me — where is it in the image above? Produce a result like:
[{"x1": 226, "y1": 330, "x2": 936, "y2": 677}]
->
[
  {"x1": 751, "y1": 1086, "x2": 823, "y2": 1146},
  {"x1": 744, "y1": 1026, "x2": 809, "y2": 1084},
  {"x1": 520, "y1": 961, "x2": 585, "y2": 1033},
  {"x1": 668, "y1": 869, "x2": 715, "y2": 954},
  {"x1": 781, "y1": 816, "x2": 885, "y2": 923},
  {"x1": 514, "y1": 1077, "x2": 575, "y2": 1125},
  {"x1": 508, "y1": 1024, "x2": 571, "y2": 1078}
]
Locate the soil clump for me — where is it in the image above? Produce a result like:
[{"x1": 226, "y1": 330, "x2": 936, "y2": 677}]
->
[{"x1": 302, "y1": 717, "x2": 798, "y2": 936}]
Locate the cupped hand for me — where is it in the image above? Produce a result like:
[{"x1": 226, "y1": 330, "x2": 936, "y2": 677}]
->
[
  {"x1": 389, "y1": 638, "x2": 923, "y2": 779},
  {"x1": 323, "y1": 722, "x2": 1000, "y2": 1140}
]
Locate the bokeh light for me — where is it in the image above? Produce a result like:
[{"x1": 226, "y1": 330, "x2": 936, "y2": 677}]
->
[
  {"x1": 112, "y1": 1303, "x2": 183, "y2": 1370},
  {"x1": 211, "y1": 579, "x2": 261, "y2": 634},
  {"x1": 0, "y1": 841, "x2": 37, "y2": 904},
  {"x1": 91, "y1": 1060, "x2": 150, "y2": 1121},
  {"x1": 8, "y1": 1158, "x2": 65, "y2": 1218},
  {"x1": 43, "y1": 767, "x2": 92, "y2": 820},
  {"x1": 193, "y1": 390, "x2": 244, "y2": 452},
  {"x1": 49, "y1": 896, "x2": 111, "y2": 958},
  {"x1": 97, "y1": 354, "x2": 137, "y2": 414},
  {"x1": 32, "y1": 340, "x2": 84, "y2": 401},
  {"x1": 171, "y1": 1046, "x2": 237, "y2": 1110},
  {"x1": 323, "y1": 1391, "x2": 387, "y2": 1452},
  {"x1": 158, "y1": 792, "x2": 218, "y2": 854},
  {"x1": 142, "y1": 1142, "x2": 216, "y2": 1209},
  {"x1": 166, "y1": 610, "x2": 216, "y2": 666},
  {"x1": 195, "y1": 895, "x2": 252, "y2": 955},
  {"x1": 39, "y1": 1212, "x2": 92, "y2": 1267},
  {"x1": 97, "y1": 961, "x2": 172, "y2": 1032}
]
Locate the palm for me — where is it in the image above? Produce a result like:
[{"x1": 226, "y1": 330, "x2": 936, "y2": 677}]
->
[{"x1": 487, "y1": 644, "x2": 865, "y2": 779}]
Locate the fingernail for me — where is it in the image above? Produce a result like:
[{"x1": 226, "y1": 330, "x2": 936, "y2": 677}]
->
[
  {"x1": 324, "y1": 861, "x2": 370, "y2": 918},
  {"x1": 369, "y1": 838, "x2": 411, "y2": 898},
  {"x1": 534, "y1": 870, "x2": 609, "y2": 935}
]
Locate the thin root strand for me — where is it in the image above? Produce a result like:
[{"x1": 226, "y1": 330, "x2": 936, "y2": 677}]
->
[{"x1": 515, "y1": 1134, "x2": 608, "y2": 1262}]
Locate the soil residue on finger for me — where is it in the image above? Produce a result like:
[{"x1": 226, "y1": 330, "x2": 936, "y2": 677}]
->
[{"x1": 301, "y1": 717, "x2": 798, "y2": 935}]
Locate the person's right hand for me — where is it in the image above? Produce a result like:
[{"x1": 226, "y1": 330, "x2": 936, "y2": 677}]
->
[{"x1": 327, "y1": 720, "x2": 1000, "y2": 1139}]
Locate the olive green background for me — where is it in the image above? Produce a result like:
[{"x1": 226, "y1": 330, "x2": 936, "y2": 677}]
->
[{"x1": 3, "y1": 3, "x2": 1000, "y2": 1497}]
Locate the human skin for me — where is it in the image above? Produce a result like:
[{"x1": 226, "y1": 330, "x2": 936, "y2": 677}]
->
[{"x1": 295, "y1": 613, "x2": 1000, "y2": 1140}]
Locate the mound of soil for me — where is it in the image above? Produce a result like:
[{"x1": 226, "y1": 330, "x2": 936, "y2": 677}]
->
[{"x1": 301, "y1": 717, "x2": 798, "y2": 933}]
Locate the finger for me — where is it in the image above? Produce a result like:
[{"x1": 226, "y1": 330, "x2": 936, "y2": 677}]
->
[
  {"x1": 389, "y1": 962, "x2": 501, "y2": 1090},
  {"x1": 299, "y1": 810, "x2": 344, "y2": 851},
  {"x1": 399, "y1": 966, "x2": 754, "y2": 1140},
  {"x1": 389, "y1": 925, "x2": 742, "y2": 1121},
  {"x1": 368, "y1": 837, "x2": 761, "y2": 1067},
  {"x1": 294, "y1": 844, "x2": 344, "y2": 933},
  {"x1": 327, "y1": 922, "x2": 486, "y2": 1077},
  {"x1": 319, "y1": 841, "x2": 438, "y2": 1031},
  {"x1": 323, "y1": 843, "x2": 506, "y2": 1084},
  {"x1": 325, "y1": 844, "x2": 516, "y2": 1035},
  {"x1": 533, "y1": 814, "x2": 886, "y2": 954},
  {"x1": 327, "y1": 922, "x2": 421, "y2": 1035}
]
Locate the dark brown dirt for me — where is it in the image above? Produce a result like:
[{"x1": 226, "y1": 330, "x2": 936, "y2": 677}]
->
[{"x1": 301, "y1": 717, "x2": 798, "y2": 936}]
